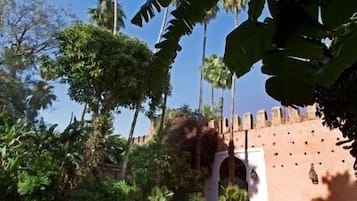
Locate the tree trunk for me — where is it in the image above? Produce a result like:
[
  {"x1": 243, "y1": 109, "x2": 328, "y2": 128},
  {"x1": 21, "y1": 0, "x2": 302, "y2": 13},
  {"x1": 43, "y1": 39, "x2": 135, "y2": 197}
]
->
[
  {"x1": 80, "y1": 103, "x2": 87, "y2": 122},
  {"x1": 211, "y1": 85, "x2": 214, "y2": 111},
  {"x1": 194, "y1": 128, "x2": 201, "y2": 170},
  {"x1": 228, "y1": 8, "x2": 239, "y2": 184},
  {"x1": 199, "y1": 21, "x2": 207, "y2": 112},
  {"x1": 234, "y1": 8, "x2": 238, "y2": 28},
  {"x1": 196, "y1": 21, "x2": 208, "y2": 170},
  {"x1": 121, "y1": 103, "x2": 141, "y2": 178},
  {"x1": 158, "y1": 89, "x2": 168, "y2": 138},
  {"x1": 220, "y1": 89, "x2": 224, "y2": 134},
  {"x1": 113, "y1": 0, "x2": 117, "y2": 34},
  {"x1": 156, "y1": 7, "x2": 170, "y2": 136}
]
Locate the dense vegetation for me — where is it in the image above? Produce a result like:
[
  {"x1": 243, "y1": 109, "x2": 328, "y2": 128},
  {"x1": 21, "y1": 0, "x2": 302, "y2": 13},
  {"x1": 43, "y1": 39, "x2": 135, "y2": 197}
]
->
[{"x1": 0, "y1": 0, "x2": 356, "y2": 200}]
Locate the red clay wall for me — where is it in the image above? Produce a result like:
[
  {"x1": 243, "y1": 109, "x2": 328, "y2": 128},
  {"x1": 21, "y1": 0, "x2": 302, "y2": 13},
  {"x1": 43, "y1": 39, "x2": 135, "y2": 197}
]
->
[{"x1": 218, "y1": 106, "x2": 357, "y2": 201}]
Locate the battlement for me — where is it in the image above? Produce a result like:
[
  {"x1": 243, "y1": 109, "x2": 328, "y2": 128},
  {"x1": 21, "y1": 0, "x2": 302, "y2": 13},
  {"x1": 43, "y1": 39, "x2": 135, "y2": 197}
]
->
[
  {"x1": 215, "y1": 104, "x2": 317, "y2": 132},
  {"x1": 131, "y1": 104, "x2": 318, "y2": 143},
  {"x1": 131, "y1": 134, "x2": 152, "y2": 145}
]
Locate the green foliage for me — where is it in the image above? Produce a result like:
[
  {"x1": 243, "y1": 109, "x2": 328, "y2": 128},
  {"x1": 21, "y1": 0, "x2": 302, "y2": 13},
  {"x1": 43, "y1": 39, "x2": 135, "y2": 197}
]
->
[
  {"x1": 218, "y1": 183, "x2": 248, "y2": 201},
  {"x1": 187, "y1": 192, "x2": 205, "y2": 201},
  {"x1": 201, "y1": 104, "x2": 220, "y2": 121},
  {"x1": 42, "y1": 23, "x2": 167, "y2": 114},
  {"x1": 203, "y1": 54, "x2": 232, "y2": 89},
  {"x1": 0, "y1": 0, "x2": 66, "y2": 124},
  {"x1": 128, "y1": 141, "x2": 207, "y2": 201},
  {"x1": 0, "y1": 115, "x2": 126, "y2": 201},
  {"x1": 88, "y1": 0, "x2": 126, "y2": 32},
  {"x1": 224, "y1": 20, "x2": 275, "y2": 78},
  {"x1": 104, "y1": 135, "x2": 126, "y2": 164},
  {"x1": 131, "y1": 0, "x2": 219, "y2": 95},
  {"x1": 148, "y1": 186, "x2": 174, "y2": 201},
  {"x1": 69, "y1": 178, "x2": 139, "y2": 201}
]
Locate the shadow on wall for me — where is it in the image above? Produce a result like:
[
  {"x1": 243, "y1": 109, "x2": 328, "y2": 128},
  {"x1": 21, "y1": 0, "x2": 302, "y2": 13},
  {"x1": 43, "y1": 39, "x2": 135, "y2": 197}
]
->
[
  {"x1": 311, "y1": 171, "x2": 357, "y2": 201},
  {"x1": 249, "y1": 165, "x2": 259, "y2": 198}
]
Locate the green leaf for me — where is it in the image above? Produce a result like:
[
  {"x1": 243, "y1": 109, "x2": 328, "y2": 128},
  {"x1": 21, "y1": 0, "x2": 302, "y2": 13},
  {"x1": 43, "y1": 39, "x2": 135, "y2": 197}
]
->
[
  {"x1": 318, "y1": 29, "x2": 357, "y2": 87},
  {"x1": 1, "y1": 147, "x2": 6, "y2": 158},
  {"x1": 285, "y1": 36, "x2": 326, "y2": 60},
  {"x1": 267, "y1": 0, "x2": 278, "y2": 18},
  {"x1": 321, "y1": 0, "x2": 357, "y2": 30},
  {"x1": 302, "y1": 3, "x2": 318, "y2": 22},
  {"x1": 224, "y1": 20, "x2": 275, "y2": 78},
  {"x1": 248, "y1": 0, "x2": 265, "y2": 21},
  {"x1": 262, "y1": 50, "x2": 318, "y2": 106},
  {"x1": 131, "y1": 0, "x2": 172, "y2": 27}
]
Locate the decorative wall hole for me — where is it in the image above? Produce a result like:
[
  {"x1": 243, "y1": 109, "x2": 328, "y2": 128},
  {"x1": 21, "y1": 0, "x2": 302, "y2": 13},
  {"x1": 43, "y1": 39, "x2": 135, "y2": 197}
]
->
[
  {"x1": 311, "y1": 130, "x2": 315, "y2": 133},
  {"x1": 258, "y1": 135, "x2": 261, "y2": 138},
  {"x1": 317, "y1": 151, "x2": 320, "y2": 154},
  {"x1": 273, "y1": 165, "x2": 276, "y2": 168},
  {"x1": 272, "y1": 142, "x2": 276, "y2": 146},
  {"x1": 291, "y1": 141, "x2": 295, "y2": 144},
  {"x1": 241, "y1": 145, "x2": 244, "y2": 148},
  {"x1": 321, "y1": 139, "x2": 324, "y2": 142},
  {"x1": 342, "y1": 160, "x2": 345, "y2": 163},
  {"x1": 295, "y1": 163, "x2": 298, "y2": 166},
  {"x1": 235, "y1": 138, "x2": 238, "y2": 141},
  {"x1": 251, "y1": 145, "x2": 255, "y2": 148},
  {"x1": 274, "y1": 152, "x2": 279, "y2": 156},
  {"x1": 262, "y1": 143, "x2": 265, "y2": 146},
  {"x1": 287, "y1": 132, "x2": 290, "y2": 135},
  {"x1": 305, "y1": 141, "x2": 308, "y2": 145},
  {"x1": 337, "y1": 138, "x2": 340, "y2": 140},
  {"x1": 331, "y1": 149, "x2": 335, "y2": 153},
  {"x1": 281, "y1": 165, "x2": 284, "y2": 168},
  {"x1": 319, "y1": 162, "x2": 322, "y2": 165},
  {"x1": 289, "y1": 153, "x2": 292, "y2": 156},
  {"x1": 304, "y1": 152, "x2": 307, "y2": 155},
  {"x1": 273, "y1": 133, "x2": 276, "y2": 136}
]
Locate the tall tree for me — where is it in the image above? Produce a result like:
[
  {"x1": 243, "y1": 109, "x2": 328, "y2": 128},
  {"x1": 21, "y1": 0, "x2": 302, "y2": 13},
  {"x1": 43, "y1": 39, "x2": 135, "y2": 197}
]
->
[
  {"x1": 0, "y1": 0, "x2": 66, "y2": 124},
  {"x1": 196, "y1": 5, "x2": 219, "y2": 170},
  {"x1": 88, "y1": 0, "x2": 125, "y2": 33},
  {"x1": 222, "y1": 0, "x2": 247, "y2": 183},
  {"x1": 113, "y1": 0, "x2": 118, "y2": 34},
  {"x1": 198, "y1": 5, "x2": 219, "y2": 112},
  {"x1": 41, "y1": 23, "x2": 166, "y2": 176},
  {"x1": 203, "y1": 54, "x2": 232, "y2": 133}
]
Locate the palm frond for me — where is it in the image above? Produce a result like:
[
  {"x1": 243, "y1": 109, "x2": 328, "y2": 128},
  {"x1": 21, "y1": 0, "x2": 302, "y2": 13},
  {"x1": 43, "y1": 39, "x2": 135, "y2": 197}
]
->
[
  {"x1": 131, "y1": 0, "x2": 172, "y2": 27},
  {"x1": 144, "y1": 0, "x2": 219, "y2": 94}
]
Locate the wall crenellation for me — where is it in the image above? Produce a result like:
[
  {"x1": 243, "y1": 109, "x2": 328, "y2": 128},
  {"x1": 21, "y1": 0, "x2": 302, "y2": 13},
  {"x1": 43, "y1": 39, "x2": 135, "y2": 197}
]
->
[
  {"x1": 132, "y1": 104, "x2": 318, "y2": 143},
  {"x1": 217, "y1": 104, "x2": 317, "y2": 133}
]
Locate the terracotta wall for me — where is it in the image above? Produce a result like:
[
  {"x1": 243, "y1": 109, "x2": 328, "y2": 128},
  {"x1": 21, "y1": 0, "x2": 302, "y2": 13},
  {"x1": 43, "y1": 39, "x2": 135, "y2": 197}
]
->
[{"x1": 218, "y1": 106, "x2": 357, "y2": 201}]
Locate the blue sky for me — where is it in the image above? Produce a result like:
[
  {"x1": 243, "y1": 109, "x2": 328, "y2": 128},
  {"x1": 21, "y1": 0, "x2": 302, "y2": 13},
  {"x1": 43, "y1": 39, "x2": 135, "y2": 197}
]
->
[{"x1": 42, "y1": 0, "x2": 279, "y2": 137}]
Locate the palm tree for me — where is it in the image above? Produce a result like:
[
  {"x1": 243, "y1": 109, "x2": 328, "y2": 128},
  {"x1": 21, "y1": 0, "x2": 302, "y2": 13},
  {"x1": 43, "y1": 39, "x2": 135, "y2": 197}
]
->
[
  {"x1": 113, "y1": 0, "x2": 118, "y2": 34},
  {"x1": 194, "y1": 5, "x2": 219, "y2": 170},
  {"x1": 84, "y1": 0, "x2": 126, "y2": 119},
  {"x1": 88, "y1": 0, "x2": 125, "y2": 33},
  {"x1": 203, "y1": 54, "x2": 232, "y2": 132},
  {"x1": 222, "y1": 0, "x2": 247, "y2": 183},
  {"x1": 198, "y1": 5, "x2": 219, "y2": 112},
  {"x1": 26, "y1": 80, "x2": 56, "y2": 123},
  {"x1": 85, "y1": 0, "x2": 126, "y2": 176}
]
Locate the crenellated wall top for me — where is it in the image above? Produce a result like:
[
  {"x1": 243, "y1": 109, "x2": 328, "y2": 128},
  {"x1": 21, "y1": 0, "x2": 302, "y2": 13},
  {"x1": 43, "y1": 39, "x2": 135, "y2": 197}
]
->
[{"x1": 216, "y1": 104, "x2": 318, "y2": 132}]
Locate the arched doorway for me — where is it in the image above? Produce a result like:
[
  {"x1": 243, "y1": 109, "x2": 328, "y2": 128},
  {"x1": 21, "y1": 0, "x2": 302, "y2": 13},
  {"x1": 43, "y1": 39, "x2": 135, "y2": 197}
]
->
[{"x1": 218, "y1": 157, "x2": 248, "y2": 194}]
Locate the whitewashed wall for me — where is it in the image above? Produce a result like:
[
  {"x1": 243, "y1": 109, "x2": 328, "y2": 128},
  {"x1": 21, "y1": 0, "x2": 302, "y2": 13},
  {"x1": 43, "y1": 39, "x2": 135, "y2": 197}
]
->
[{"x1": 205, "y1": 148, "x2": 269, "y2": 201}]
